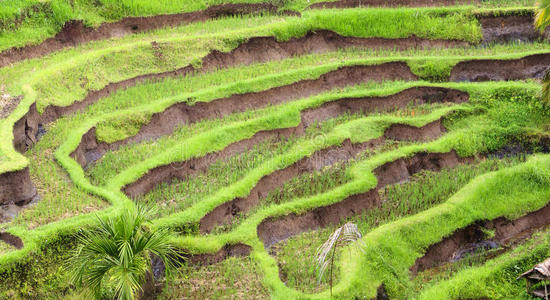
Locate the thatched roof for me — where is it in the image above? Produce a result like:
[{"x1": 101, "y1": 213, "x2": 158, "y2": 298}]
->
[{"x1": 519, "y1": 258, "x2": 550, "y2": 280}]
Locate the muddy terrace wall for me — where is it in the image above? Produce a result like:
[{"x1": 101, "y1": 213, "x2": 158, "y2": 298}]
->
[
  {"x1": 0, "y1": 167, "x2": 36, "y2": 207},
  {"x1": 0, "y1": 232, "x2": 23, "y2": 249},
  {"x1": 411, "y1": 200, "x2": 550, "y2": 275},
  {"x1": 121, "y1": 87, "x2": 468, "y2": 198},
  {"x1": 199, "y1": 119, "x2": 447, "y2": 234},
  {"x1": 257, "y1": 150, "x2": 471, "y2": 248}
]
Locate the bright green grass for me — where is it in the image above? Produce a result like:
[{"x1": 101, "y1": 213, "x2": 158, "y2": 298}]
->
[
  {"x1": 151, "y1": 85, "x2": 548, "y2": 299},
  {"x1": 133, "y1": 109, "x2": 416, "y2": 221},
  {"x1": 0, "y1": 82, "x2": 544, "y2": 299},
  {"x1": 0, "y1": 241, "x2": 15, "y2": 256},
  {"x1": 0, "y1": 235, "x2": 79, "y2": 299},
  {"x1": 212, "y1": 139, "x2": 414, "y2": 234},
  {"x1": 0, "y1": 7, "x2": 491, "y2": 175},
  {"x1": 92, "y1": 49, "x2": 549, "y2": 144},
  {"x1": 11, "y1": 120, "x2": 106, "y2": 229},
  {"x1": 0, "y1": 7, "x2": 483, "y2": 52}
]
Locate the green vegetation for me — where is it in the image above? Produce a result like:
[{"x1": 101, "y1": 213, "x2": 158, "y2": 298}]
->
[
  {"x1": 159, "y1": 256, "x2": 269, "y2": 299},
  {"x1": 274, "y1": 156, "x2": 524, "y2": 293},
  {"x1": 69, "y1": 205, "x2": 181, "y2": 300},
  {"x1": 2, "y1": 3, "x2": 550, "y2": 299}
]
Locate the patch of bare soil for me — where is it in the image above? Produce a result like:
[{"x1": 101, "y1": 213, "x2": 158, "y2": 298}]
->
[
  {"x1": 0, "y1": 168, "x2": 36, "y2": 207},
  {"x1": 479, "y1": 14, "x2": 550, "y2": 44},
  {"x1": 450, "y1": 53, "x2": 550, "y2": 82},
  {"x1": 0, "y1": 232, "x2": 23, "y2": 249},
  {"x1": 0, "y1": 87, "x2": 22, "y2": 119}
]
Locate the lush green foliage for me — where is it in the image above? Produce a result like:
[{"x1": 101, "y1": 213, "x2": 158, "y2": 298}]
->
[
  {"x1": 69, "y1": 205, "x2": 181, "y2": 300},
  {"x1": 1, "y1": 4, "x2": 550, "y2": 299}
]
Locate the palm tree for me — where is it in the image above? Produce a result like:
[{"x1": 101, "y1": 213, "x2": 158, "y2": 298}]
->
[
  {"x1": 535, "y1": 0, "x2": 550, "y2": 104},
  {"x1": 68, "y1": 205, "x2": 182, "y2": 300}
]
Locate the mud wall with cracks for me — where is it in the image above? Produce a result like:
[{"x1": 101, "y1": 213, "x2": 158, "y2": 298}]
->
[
  {"x1": 121, "y1": 86, "x2": 467, "y2": 198},
  {"x1": 411, "y1": 200, "x2": 550, "y2": 275},
  {"x1": 478, "y1": 14, "x2": 550, "y2": 44},
  {"x1": 200, "y1": 119, "x2": 447, "y2": 234},
  {"x1": 450, "y1": 53, "x2": 550, "y2": 82},
  {"x1": 257, "y1": 150, "x2": 470, "y2": 248}
]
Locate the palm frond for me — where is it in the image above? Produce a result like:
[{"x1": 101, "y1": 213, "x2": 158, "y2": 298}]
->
[
  {"x1": 68, "y1": 204, "x2": 182, "y2": 299},
  {"x1": 535, "y1": 0, "x2": 550, "y2": 32},
  {"x1": 315, "y1": 222, "x2": 365, "y2": 283}
]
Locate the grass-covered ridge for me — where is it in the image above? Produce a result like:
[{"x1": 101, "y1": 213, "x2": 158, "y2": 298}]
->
[
  {"x1": 0, "y1": 0, "x2": 536, "y2": 51},
  {"x1": 2, "y1": 4, "x2": 550, "y2": 297},
  {"x1": 0, "y1": 6, "x2": 492, "y2": 175}
]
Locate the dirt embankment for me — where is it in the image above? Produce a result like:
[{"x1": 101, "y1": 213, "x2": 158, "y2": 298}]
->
[
  {"x1": 200, "y1": 118, "x2": 447, "y2": 234},
  {"x1": 257, "y1": 150, "x2": 471, "y2": 248},
  {"x1": 479, "y1": 13, "x2": 550, "y2": 44},
  {"x1": 450, "y1": 52, "x2": 550, "y2": 82},
  {"x1": 0, "y1": 167, "x2": 36, "y2": 207},
  {"x1": 121, "y1": 87, "x2": 467, "y2": 198},
  {"x1": 411, "y1": 201, "x2": 550, "y2": 275},
  {"x1": 308, "y1": 0, "x2": 478, "y2": 9},
  {"x1": 0, "y1": 232, "x2": 23, "y2": 249}
]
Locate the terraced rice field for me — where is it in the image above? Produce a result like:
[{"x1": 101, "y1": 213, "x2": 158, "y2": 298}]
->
[{"x1": 3, "y1": 0, "x2": 550, "y2": 299}]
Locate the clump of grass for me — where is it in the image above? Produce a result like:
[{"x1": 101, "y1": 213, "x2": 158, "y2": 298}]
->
[
  {"x1": 159, "y1": 256, "x2": 269, "y2": 299},
  {"x1": 0, "y1": 241, "x2": 15, "y2": 256}
]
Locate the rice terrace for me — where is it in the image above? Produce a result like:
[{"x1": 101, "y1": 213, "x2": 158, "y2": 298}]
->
[{"x1": 7, "y1": 0, "x2": 550, "y2": 299}]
